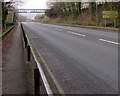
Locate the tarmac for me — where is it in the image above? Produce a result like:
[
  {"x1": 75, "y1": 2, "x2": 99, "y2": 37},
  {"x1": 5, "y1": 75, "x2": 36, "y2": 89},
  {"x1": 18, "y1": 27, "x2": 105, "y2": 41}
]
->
[{"x1": 2, "y1": 23, "x2": 34, "y2": 95}]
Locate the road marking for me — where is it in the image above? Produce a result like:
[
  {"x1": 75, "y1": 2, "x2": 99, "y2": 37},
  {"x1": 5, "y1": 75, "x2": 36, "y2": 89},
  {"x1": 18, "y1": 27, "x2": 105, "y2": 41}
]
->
[
  {"x1": 59, "y1": 29, "x2": 63, "y2": 31},
  {"x1": 54, "y1": 28, "x2": 58, "y2": 30},
  {"x1": 25, "y1": 32, "x2": 53, "y2": 95},
  {"x1": 67, "y1": 31, "x2": 86, "y2": 37},
  {"x1": 54, "y1": 28, "x2": 62, "y2": 31},
  {"x1": 99, "y1": 39, "x2": 119, "y2": 45},
  {"x1": 37, "y1": 50, "x2": 65, "y2": 94}
]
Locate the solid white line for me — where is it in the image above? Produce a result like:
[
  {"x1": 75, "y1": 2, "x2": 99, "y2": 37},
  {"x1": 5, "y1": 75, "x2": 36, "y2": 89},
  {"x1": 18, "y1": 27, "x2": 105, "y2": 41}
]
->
[
  {"x1": 99, "y1": 39, "x2": 119, "y2": 45},
  {"x1": 67, "y1": 31, "x2": 86, "y2": 37},
  {"x1": 25, "y1": 30, "x2": 64, "y2": 94},
  {"x1": 37, "y1": 50, "x2": 65, "y2": 94}
]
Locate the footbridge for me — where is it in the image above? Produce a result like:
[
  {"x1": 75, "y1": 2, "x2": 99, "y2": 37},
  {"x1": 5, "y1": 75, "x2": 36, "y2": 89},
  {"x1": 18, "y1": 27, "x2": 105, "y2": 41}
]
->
[{"x1": 13, "y1": 9, "x2": 48, "y2": 13}]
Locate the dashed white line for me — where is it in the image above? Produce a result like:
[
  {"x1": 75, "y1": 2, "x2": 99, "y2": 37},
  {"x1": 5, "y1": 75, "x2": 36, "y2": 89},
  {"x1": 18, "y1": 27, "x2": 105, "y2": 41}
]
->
[
  {"x1": 54, "y1": 29, "x2": 118, "y2": 45},
  {"x1": 99, "y1": 39, "x2": 119, "y2": 45},
  {"x1": 54, "y1": 28, "x2": 62, "y2": 31},
  {"x1": 54, "y1": 28, "x2": 58, "y2": 30},
  {"x1": 59, "y1": 29, "x2": 63, "y2": 31},
  {"x1": 67, "y1": 31, "x2": 86, "y2": 37}
]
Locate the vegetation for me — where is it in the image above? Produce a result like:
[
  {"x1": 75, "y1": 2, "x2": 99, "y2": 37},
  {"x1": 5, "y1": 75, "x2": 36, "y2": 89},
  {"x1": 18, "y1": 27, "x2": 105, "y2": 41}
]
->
[
  {"x1": 2, "y1": 1, "x2": 14, "y2": 29},
  {"x1": 34, "y1": 14, "x2": 49, "y2": 22},
  {"x1": 0, "y1": 1, "x2": 2, "y2": 32},
  {"x1": 1, "y1": 0, "x2": 23, "y2": 32},
  {"x1": 18, "y1": 14, "x2": 32, "y2": 22},
  {"x1": 43, "y1": 2, "x2": 119, "y2": 28}
]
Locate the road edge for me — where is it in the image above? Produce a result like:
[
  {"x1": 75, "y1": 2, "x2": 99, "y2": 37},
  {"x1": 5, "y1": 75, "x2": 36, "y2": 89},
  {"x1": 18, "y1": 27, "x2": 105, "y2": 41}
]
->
[
  {"x1": 37, "y1": 22, "x2": 119, "y2": 31},
  {"x1": 21, "y1": 23, "x2": 65, "y2": 95}
]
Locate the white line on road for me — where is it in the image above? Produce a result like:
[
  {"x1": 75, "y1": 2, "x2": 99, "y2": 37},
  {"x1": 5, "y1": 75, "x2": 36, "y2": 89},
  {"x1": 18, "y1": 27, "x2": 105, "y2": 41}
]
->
[
  {"x1": 25, "y1": 32, "x2": 53, "y2": 95},
  {"x1": 99, "y1": 39, "x2": 119, "y2": 45},
  {"x1": 54, "y1": 28, "x2": 62, "y2": 31},
  {"x1": 67, "y1": 31, "x2": 86, "y2": 37}
]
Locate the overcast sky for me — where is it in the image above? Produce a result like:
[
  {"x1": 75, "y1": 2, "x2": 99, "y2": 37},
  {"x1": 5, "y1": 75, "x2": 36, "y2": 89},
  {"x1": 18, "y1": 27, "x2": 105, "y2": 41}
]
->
[
  {"x1": 19, "y1": 0, "x2": 47, "y2": 9},
  {"x1": 3, "y1": 0, "x2": 48, "y2": 19},
  {"x1": 17, "y1": 0, "x2": 48, "y2": 19}
]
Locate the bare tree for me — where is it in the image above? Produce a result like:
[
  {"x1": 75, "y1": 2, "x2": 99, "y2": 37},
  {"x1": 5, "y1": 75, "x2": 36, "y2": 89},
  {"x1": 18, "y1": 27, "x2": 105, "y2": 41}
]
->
[{"x1": 2, "y1": 0, "x2": 23, "y2": 29}]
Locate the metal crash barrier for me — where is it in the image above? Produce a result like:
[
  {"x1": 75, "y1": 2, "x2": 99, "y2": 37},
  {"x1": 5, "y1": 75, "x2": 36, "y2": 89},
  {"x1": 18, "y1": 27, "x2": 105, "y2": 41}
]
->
[{"x1": 21, "y1": 23, "x2": 53, "y2": 96}]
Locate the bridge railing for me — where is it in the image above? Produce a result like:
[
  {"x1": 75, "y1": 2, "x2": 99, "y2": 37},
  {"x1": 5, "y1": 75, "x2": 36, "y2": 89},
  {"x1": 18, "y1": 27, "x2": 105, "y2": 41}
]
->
[{"x1": 14, "y1": 9, "x2": 47, "y2": 13}]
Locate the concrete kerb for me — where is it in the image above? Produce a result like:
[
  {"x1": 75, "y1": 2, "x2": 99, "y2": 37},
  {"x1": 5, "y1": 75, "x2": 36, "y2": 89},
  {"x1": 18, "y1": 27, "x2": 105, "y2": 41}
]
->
[
  {"x1": 0, "y1": 24, "x2": 16, "y2": 40},
  {"x1": 21, "y1": 23, "x2": 64, "y2": 95}
]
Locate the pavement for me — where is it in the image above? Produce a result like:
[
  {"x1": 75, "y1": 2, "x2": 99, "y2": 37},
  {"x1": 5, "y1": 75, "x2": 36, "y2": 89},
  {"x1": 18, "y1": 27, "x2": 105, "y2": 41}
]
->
[
  {"x1": 22, "y1": 22, "x2": 118, "y2": 94},
  {"x1": 2, "y1": 23, "x2": 33, "y2": 94}
]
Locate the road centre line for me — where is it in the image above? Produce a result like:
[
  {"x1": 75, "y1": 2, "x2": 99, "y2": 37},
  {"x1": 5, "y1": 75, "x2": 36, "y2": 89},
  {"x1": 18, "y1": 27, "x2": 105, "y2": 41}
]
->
[
  {"x1": 54, "y1": 28, "x2": 62, "y2": 31},
  {"x1": 54, "y1": 28, "x2": 118, "y2": 45},
  {"x1": 67, "y1": 31, "x2": 86, "y2": 37},
  {"x1": 99, "y1": 39, "x2": 119, "y2": 45}
]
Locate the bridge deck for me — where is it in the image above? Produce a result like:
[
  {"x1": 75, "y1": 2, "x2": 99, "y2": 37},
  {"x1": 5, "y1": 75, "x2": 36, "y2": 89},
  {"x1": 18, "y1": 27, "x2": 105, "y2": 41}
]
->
[{"x1": 13, "y1": 9, "x2": 48, "y2": 13}]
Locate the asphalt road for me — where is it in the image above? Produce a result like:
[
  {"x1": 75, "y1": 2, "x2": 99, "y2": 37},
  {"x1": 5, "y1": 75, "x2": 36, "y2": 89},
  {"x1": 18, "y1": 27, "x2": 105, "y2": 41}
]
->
[{"x1": 22, "y1": 22, "x2": 118, "y2": 94}]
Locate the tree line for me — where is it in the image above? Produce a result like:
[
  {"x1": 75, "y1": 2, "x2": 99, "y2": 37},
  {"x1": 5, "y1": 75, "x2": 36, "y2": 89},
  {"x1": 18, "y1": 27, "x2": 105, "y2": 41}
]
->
[
  {"x1": 46, "y1": 2, "x2": 118, "y2": 17},
  {"x1": 1, "y1": 0, "x2": 23, "y2": 31},
  {"x1": 45, "y1": 2, "x2": 119, "y2": 27}
]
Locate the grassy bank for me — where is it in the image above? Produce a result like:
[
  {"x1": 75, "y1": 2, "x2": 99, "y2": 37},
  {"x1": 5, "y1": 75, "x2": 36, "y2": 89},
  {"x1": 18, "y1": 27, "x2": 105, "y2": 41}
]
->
[{"x1": 37, "y1": 21, "x2": 119, "y2": 31}]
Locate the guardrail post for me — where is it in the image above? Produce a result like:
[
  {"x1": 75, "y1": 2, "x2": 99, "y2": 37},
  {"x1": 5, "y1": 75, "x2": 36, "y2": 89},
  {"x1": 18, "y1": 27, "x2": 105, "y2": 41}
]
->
[
  {"x1": 25, "y1": 37, "x2": 27, "y2": 48},
  {"x1": 21, "y1": 23, "x2": 27, "y2": 48},
  {"x1": 27, "y1": 45, "x2": 31, "y2": 61},
  {"x1": 34, "y1": 68, "x2": 40, "y2": 95}
]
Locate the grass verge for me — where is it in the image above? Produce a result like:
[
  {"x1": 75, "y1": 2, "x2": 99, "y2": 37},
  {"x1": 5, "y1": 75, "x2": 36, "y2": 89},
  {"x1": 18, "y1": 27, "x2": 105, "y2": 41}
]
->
[{"x1": 39, "y1": 22, "x2": 119, "y2": 31}]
